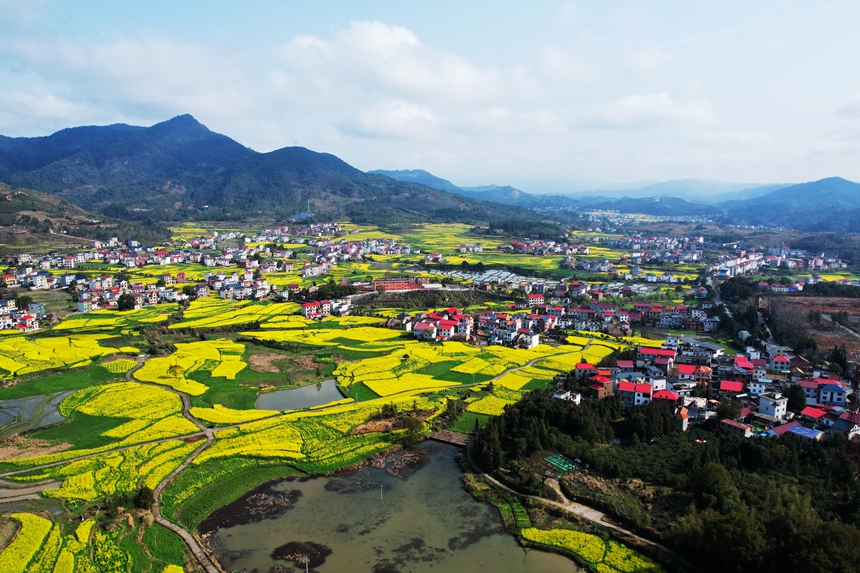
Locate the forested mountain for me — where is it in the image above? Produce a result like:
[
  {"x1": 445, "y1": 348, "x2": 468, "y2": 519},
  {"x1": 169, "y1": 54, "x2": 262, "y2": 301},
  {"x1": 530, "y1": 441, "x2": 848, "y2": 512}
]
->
[
  {"x1": 724, "y1": 177, "x2": 860, "y2": 232},
  {"x1": 0, "y1": 116, "x2": 537, "y2": 225}
]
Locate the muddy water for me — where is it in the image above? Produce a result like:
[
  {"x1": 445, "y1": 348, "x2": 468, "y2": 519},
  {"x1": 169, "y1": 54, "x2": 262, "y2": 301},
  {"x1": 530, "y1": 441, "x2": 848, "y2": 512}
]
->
[{"x1": 200, "y1": 443, "x2": 579, "y2": 573}]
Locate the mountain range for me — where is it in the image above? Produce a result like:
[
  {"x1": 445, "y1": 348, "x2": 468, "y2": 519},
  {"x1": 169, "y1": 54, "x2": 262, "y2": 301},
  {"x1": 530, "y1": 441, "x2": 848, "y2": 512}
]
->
[
  {"x1": 371, "y1": 169, "x2": 860, "y2": 232},
  {"x1": 0, "y1": 117, "x2": 858, "y2": 233},
  {"x1": 0, "y1": 116, "x2": 533, "y2": 226}
]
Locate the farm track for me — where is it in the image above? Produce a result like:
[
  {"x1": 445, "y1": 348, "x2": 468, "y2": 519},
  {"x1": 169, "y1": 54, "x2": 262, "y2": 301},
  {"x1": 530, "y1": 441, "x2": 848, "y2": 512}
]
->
[
  {"x1": 823, "y1": 314, "x2": 860, "y2": 341},
  {"x1": 463, "y1": 441, "x2": 698, "y2": 573},
  {"x1": 128, "y1": 356, "x2": 222, "y2": 573}
]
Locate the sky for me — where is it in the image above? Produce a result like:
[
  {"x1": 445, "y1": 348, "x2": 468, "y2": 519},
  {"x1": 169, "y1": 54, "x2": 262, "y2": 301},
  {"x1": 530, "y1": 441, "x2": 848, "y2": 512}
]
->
[{"x1": 1, "y1": 0, "x2": 860, "y2": 193}]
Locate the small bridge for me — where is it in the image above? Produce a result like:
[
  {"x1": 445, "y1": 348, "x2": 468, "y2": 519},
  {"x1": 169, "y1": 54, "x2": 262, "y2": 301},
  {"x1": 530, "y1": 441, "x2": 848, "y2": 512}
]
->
[{"x1": 429, "y1": 431, "x2": 473, "y2": 447}]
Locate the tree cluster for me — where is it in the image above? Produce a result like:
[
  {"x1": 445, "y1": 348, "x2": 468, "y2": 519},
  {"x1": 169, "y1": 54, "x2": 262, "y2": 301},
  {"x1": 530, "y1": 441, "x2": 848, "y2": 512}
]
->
[{"x1": 474, "y1": 390, "x2": 860, "y2": 573}]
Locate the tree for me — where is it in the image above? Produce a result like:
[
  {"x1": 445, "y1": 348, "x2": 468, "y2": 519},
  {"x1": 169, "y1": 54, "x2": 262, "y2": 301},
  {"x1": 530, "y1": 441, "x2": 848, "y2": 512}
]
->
[
  {"x1": 167, "y1": 363, "x2": 184, "y2": 378},
  {"x1": 716, "y1": 399, "x2": 742, "y2": 420},
  {"x1": 808, "y1": 310, "x2": 822, "y2": 326},
  {"x1": 117, "y1": 293, "x2": 136, "y2": 311},
  {"x1": 691, "y1": 462, "x2": 739, "y2": 511},
  {"x1": 15, "y1": 295, "x2": 32, "y2": 310},
  {"x1": 134, "y1": 486, "x2": 155, "y2": 509},
  {"x1": 831, "y1": 344, "x2": 848, "y2": 371},
  {"x1": 398, "y1": 416, "x2": 424, "y2": 442},
  {"x1": 788, "y1": 384, "x2": 807, "y2": 412},
  {"x1": 155, "y1": 278, "x2": 166, "y2": 288}
]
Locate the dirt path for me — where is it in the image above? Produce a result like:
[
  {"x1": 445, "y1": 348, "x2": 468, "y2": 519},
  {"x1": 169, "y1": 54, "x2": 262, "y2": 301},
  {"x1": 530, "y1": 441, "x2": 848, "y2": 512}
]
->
[
  {"x1": 824, "y1": 314, "x2": 860, "y2": 341},
  {"x1": 0, "y1": 480, "x2": 60, "y2": 499},
  {"x1": 151, "y1": 434, "x2": 220, "y2": 573},
  {"x1": 490, "y1": 350, "x2": 582, "y2": 383},
  {"x1": 463, "y1": 442, "x2": 697, "y2": 572},
  {"x1": 128, "y1": 357, "x2": 221, "y2": 572},
  {"x1": 128, "y1": 357, "x2": 213, "y2": 438}
]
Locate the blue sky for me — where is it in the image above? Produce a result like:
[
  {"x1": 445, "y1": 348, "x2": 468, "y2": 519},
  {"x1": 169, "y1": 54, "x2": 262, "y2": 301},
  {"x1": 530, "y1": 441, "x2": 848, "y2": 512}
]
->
[{"x1": 2, "y1": 0, "x2": 859, "y2": 192}]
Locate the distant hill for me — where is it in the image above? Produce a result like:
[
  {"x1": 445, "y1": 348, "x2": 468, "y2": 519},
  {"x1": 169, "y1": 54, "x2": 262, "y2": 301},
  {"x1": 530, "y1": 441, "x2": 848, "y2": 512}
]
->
[
  {"x1": 368, "y1": 169, "x2": 463, "y2": 194},
  {"x1": 0, "y1": 182, "x2": 92, "y2": 225},
  {"x1": 724, "y1": 177, "x2": 860, "y2": 232},
  {"x1": 0, "y1": 182, "x2": 169, "y2": 248},
  {"x1": 0, "y1": 116, "x2": 535, "y2": 225},
  {"x1": 574, "y1": 179, "x2": 790, "y2": 203},
  {"x1": 369, "y1": 171, "x2": 586, "y2": 210}
]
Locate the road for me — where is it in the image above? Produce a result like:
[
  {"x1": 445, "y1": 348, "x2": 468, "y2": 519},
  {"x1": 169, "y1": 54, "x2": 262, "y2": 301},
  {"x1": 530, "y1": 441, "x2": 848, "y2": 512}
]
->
[{"x1": 757, "y1": 311, "x2": 776, "y2": 345}]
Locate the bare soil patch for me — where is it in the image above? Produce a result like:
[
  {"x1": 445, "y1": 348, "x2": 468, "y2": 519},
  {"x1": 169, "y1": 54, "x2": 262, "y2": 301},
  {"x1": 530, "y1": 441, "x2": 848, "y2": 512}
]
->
[
  {"x1": 247, "y1": 352, "x2": 285, "y2": 373},
  {"x1": 0, "y1": 435, "x2": 72, "y2": 460},
  {"x1": 784, "y1": 296, "x2": 860, "y2": 314}
]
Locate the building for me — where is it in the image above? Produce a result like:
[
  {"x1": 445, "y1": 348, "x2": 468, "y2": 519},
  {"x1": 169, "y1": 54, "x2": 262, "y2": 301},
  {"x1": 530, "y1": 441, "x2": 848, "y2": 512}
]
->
[
  {"x1": 787, "y1": 425, "x2": 824, "y2": 444},
  {"x1": 758, "y1": 392, "x2": 787, "y2": 420},
  {"x1": 720, "y1": 418, "x2": 752, "y2": 438}
]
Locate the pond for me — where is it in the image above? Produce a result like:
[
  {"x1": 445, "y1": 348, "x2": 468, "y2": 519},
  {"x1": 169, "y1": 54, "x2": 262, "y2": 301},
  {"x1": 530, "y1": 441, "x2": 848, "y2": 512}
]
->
[
  {"x1": 256, "y1": 379, "x2": 344, "y2": 411},
  {"x1": 200, "y1": 443, "x2": 579, "y2": 573}
]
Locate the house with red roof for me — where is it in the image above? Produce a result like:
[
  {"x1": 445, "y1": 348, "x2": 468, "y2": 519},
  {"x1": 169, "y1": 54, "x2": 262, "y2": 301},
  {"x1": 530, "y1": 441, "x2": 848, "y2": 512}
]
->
[
  {"x1": 616, "y1": 359, "x2": 635, "y2": 372},
  {"x1": 637, "y1": 347, "x2": 676, "y2": 368},
  {"x1": 300, "y1": 301, "x2": 322, "y2": 319},
  {"x1": 652, "y1": 390, "x2": 680, "y2": 410},
  {"x1": 574, "y1": 363, "x2": 597, "y2": 381},
  {"x1": 718, "y1": 380, "x2": 744, "y2": 397},
  {"x1": 800, "y1": 406, "x2": 828, "y2": 424},
  {"x1": 770, "y1": 355, "x2": 791, "y2": 372},
  {"x1": 618, "y1": 381, "x2": 654, "y2": 407},
  {"x1": 526, "y1": 293, "x2": 544, "y2": 306},
  {"x1": 676, "y1": 364, "x2": 696, "y2": 382}
]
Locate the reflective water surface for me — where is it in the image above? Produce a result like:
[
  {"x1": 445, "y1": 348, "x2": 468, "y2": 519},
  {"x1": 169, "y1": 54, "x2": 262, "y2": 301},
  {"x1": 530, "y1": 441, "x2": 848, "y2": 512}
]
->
[{"x1": 201, "y1": 443, "x2": 579, "y2": 573}]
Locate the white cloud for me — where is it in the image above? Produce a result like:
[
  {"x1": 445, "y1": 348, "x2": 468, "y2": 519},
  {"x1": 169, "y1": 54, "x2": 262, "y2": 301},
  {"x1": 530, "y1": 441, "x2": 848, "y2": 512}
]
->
[
  {"x1": 347, "y1": 99, "x2": 440, "y2": 140},
  {"x1": 4, "y1": 7, "x2": 855, "y2": 185},
  {"x1": 587, "y1": 93, "x2": 717, "y2": 128},
  {"x1": 0, "y1": 87, "x2": 91, "y2": 132},
  {"x1": 837, "y1": 93, "x2": 860, "y2": 118},
  {"x1": 273, "y1": 21, "x2": 508, "y2": 109},
  {"x1": 627, "y1": 47, "x2": 670, "y2": 76}
]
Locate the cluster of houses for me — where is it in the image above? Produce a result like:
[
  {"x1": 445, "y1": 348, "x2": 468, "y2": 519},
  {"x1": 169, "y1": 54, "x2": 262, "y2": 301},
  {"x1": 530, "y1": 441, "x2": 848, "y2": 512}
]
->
[
  {"x1": 390, "y1": 307, "x2": 543, "y2": 349},
  {"x1": 707, "y1": 249, "x2": 847, "y2": 280},
  {"x1": 75, "y1": 274, "x2": 194, "y2": 313},
  {"x1": 764, "y1": 246, "x2": 848, "y2": 271},
  {"x1": 559, "y1": 257, "x2": 691, "y2": 283},
  {"x1": 299, "y1": 298, "x2": 353, "y2": 319},
  {"x1": 558, "y1": 335, "x2": 858, "y2": 442},
  {"x1": 511, "y1": 296, "x2": 720, "y2": 334},
  {"x1": 0, "y1": 298, "x2": 46, "y2": 333},
  {"x1": 496, "y1": 239, "x2": 592, "y2": 256}
]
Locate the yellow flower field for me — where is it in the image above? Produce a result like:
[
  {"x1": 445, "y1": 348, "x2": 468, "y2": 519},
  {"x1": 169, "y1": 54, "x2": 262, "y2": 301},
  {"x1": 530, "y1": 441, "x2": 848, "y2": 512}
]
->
[
  {"x1": 21, "y1": 440, "x2": 200, "y2": 502},
  {"x1": 102, "y1": 358, "x2": 138, "y2": 373},
  {"x1": 134, "y1": 339, "x2": 248, "y2": 395},
  {"x1": 0, "y1": 335, "x2": 117, "y2": 376},
  {"x1": 467, "y1": 395, "x2": 516, "y2": 416},
  {"x1": 0, "y1": 513, "x2": 53, "y2": 573},
  {"x1": 189, "y1": 404, "x2": 279, "y2": 424},
  {"x1": 520, "y1": 528, "x2": 664, "y2": 573},
  {"x1": 170, "y1": 298, "x2": 301, "y2": 329}
]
